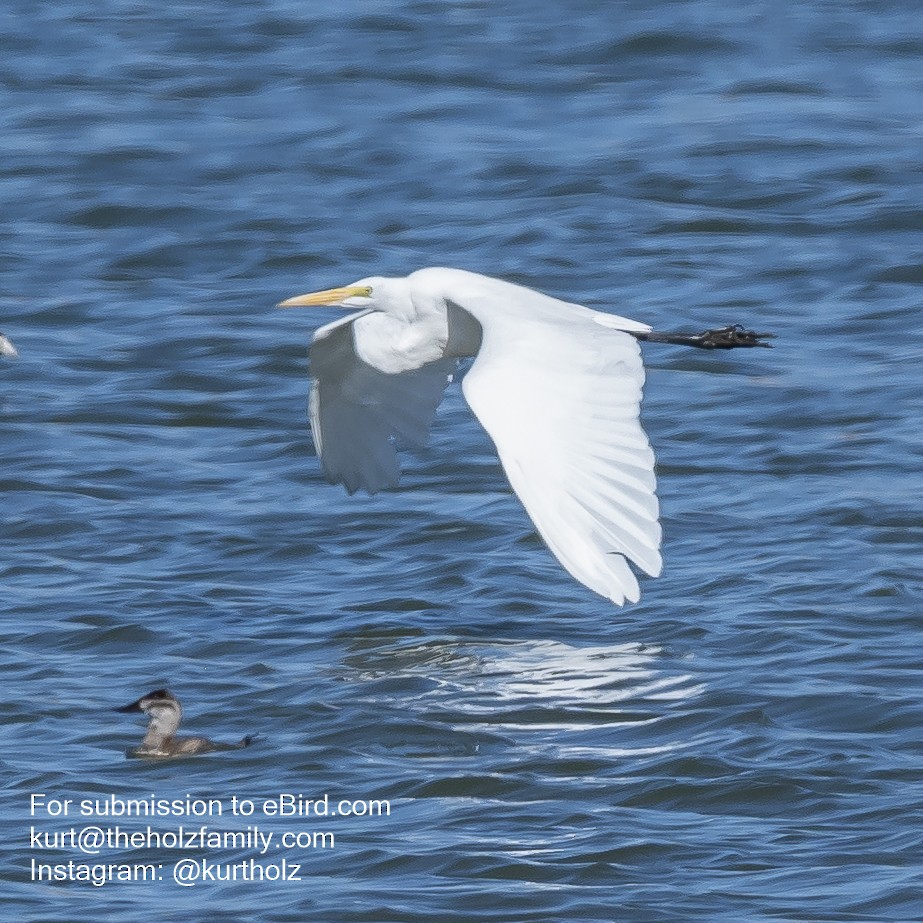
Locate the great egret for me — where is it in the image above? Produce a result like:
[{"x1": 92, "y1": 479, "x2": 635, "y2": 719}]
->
[
  {"x1": 280, "y1": 268, "x2": 771, "y2": 605},
  {"x1": 0, "y1": 332, "x2": 16, "y2": 358}
]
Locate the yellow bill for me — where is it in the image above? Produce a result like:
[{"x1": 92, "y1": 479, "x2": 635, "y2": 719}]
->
[{"x1": 277, "y1": 285, "x2": 372, "y2": 308}]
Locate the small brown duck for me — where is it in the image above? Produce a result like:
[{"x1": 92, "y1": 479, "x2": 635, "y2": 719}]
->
[{"x1": 116, "y1": 689, "x2": 254, "y2": 759}]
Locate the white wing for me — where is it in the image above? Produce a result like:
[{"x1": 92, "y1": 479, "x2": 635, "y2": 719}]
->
[
  {"x1": 462, "y1": 318, "x2": 661, "y2": 605},
  {"x1": 308, "y1": 312, "x2": 455, "y2": 494}
]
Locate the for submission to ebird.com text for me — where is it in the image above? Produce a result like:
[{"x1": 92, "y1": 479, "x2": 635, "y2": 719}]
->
[{"x1": 26, "y1": 791, "x2": 390, "y2": 887}]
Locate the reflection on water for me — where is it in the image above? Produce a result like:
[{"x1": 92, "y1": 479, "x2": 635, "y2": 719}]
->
[
  {"x1": 343, "y1": 635, "x2": 704, "y2": 751},
  {"x1": 347, "y1": 636, "x2": 701, "y2": 703}
]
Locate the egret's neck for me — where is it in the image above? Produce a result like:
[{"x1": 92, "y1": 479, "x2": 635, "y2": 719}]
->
[{"x1": 408, "y1": 271, "x2": 484, "y2": 358}]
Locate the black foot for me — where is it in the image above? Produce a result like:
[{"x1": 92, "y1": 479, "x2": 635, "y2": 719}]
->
[{"x1": 634, "y1": 325, "x2": 775, "y2": 350}]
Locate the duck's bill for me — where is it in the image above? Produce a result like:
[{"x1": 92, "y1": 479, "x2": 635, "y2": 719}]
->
[{"x1": 115, "y1": 698, "x2": 144, "y2": 713}]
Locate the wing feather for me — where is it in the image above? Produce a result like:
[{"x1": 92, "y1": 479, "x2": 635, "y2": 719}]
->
[
  {"x1": 308, "y1": 312, "x2": 454, "y2": 494},
  {"x1": 462, "y1": 321, "x2": 661, "y2": 604}
]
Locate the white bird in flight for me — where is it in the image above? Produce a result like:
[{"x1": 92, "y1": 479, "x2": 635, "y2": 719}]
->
[
  {"x1": 0, "y1": 332, "x2": 16, "y2": 359},
  {"x1": 280, "y1": 267, "x2": 771, "y2": 605}
]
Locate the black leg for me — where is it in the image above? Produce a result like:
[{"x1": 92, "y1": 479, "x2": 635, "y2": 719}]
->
[{"x1": 632, "y1": 325, "x2": 775, "y2": 350}]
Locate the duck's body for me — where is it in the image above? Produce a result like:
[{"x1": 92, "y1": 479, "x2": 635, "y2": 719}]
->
[{"x1": 116, "y1": 689, "x2": 254, "y2": 759}]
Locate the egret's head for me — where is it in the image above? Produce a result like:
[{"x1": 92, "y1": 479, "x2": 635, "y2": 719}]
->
[{"x1": 278, "y1": 276, "x2": 413, "y2": 316}]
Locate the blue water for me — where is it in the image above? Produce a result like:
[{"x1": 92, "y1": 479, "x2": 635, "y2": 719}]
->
[{"x1": 3, "y1": 1, "x2": 923, "y2": 920}]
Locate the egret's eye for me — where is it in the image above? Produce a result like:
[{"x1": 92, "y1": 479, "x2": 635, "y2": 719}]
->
[{"x1": 363, "y1": 286, "x2": 373, "y2": 296}]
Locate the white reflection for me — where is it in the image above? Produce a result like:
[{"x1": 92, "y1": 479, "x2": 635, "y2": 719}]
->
[{"x1": 344, "y1": 636, "x2": 704, "y2": 730}]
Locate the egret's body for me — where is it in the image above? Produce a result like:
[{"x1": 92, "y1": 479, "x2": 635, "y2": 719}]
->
[
  {"x1": 0, "y1": 332, "x2": 16, "y2": 358},
  {"x1": 280, "y1": 268, "x2": 769, "y2": 605}
]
